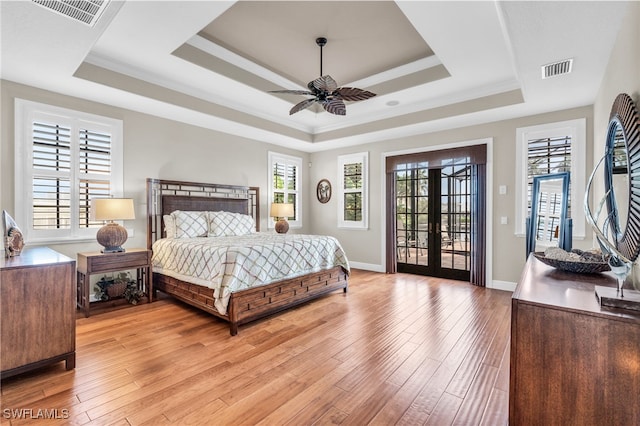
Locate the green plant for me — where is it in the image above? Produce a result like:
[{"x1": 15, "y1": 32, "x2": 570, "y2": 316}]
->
[
  {"x1": 122, "y1": 282, "x2": 145, "y2": 305},
  {"x1": 95, "y1": 272, "x2": 144, "y2": 304}
]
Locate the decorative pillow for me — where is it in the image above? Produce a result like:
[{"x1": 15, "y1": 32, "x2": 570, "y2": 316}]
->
[
  {"x1": 163, "y1": 214, "x2": 176, "y2": 239},
  {"x1": 171, "y1": 210, "x2": 208, "y2": 238},
  {"x1": 208, "y1": 211, "x2": 255, "y2": 237}
]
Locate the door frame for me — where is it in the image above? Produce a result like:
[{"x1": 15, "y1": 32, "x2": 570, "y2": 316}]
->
[{"x1": 380, "y1": 138, "x2": 493, "y2": 285}]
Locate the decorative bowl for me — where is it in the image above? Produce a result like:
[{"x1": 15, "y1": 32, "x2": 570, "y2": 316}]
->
[{"x1": 533, "y1": 252, "x2": 611, "y2": 274}]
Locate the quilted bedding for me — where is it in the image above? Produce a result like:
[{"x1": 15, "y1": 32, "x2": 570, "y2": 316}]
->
[{"x1": 152, "y1": 233, "x2": 350, "y2": 315}]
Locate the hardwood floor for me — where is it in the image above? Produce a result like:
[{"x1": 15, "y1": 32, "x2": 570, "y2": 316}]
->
[{"x1": 0, "y1": 269, "x2": 512, "y2": 425}]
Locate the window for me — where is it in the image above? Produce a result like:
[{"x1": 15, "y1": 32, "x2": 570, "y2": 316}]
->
[
  {"x1": 268, "y1": 152, "x2": 301, "y2": 229},
  {"x1": 515, "y1": 118, "x2": 586, "y2": 238},
  {"x1": 338, "y1": 152, "x2": 368, "y2": 229},
  {"x1": 15, "y1": 99, "x2": 123, "y2": 243}
]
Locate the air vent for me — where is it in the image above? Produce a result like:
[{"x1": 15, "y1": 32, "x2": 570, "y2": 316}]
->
[
  {"x1": 32, "y1": 0, "x2": 109, "y2": 26},
  {"x1": 541, "y1": 59, "x2": 573, "y2": 79}
]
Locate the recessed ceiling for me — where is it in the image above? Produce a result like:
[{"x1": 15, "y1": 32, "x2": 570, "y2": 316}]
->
[
  {"x1": 199, "y1": 1, "x2": 434, "y2": 87},
  {"x1": 0, "y1": 1, "x2": 630, "y2": 152}
]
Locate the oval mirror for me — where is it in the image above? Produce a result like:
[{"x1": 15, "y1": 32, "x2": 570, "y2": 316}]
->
[
  {"x1": 604, "y1": 119, "x2": 629, "y2": 240},
  {"x1": 604, "y1": 93, "x2": 640, "y2": 261}
]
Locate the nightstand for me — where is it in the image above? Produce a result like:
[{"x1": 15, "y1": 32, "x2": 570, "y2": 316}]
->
[{"x1": 77, "y1": 248, "x2": 152, "y2": 317}]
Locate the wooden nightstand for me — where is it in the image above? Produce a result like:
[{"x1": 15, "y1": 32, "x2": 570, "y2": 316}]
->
[{"x1": 77, "y1": 248, "x2": 152, "y2": 317}]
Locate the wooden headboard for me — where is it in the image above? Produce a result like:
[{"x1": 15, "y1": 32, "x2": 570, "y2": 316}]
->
[{"x1": 146, "y1": 178, "x2": 259, "y2": 249}]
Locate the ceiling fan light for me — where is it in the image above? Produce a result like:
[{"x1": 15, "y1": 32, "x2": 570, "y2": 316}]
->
[{"x1": 268, "y1": 37, "x2": 376, "y2": 116}]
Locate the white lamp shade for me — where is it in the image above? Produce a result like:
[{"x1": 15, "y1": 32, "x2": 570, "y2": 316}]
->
[
  {"x1": 270, "y1": 203, "x2": 294, "y2": 218},
  {"x1": 91, "y1": 198, "x2": 135, "y2": 221}
]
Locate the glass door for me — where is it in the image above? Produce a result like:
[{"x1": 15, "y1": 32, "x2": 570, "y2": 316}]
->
[{"x1": 395, "y1": 159, "x2": 471, "y2": 281}]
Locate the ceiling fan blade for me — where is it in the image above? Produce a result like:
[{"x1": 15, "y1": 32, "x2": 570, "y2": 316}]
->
[
  {"x1": 322, "y1": 99, "x2": 346, "y2": 116},
  {"x1": 269, "y1": 89, "x2": 315, "y2": 96},
  {"x1": 335, "y1": 87, "x2": 377, "y2": 102},
  {"x1": 312, "y1": 75, "x2": 338, "y2": 92},
  {"x1": 289, "y1": 98, "x2": 317, "y2": 115}
]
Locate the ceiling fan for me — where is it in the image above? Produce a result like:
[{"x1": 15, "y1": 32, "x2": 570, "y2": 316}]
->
[{"x1": 269, "y1": 37, "x2": 376, "y2": 116}]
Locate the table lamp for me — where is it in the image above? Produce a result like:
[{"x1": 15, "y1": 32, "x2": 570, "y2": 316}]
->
[
  {"x1": 91, "y1": 198, "x2": 135, "y2": 253},
  {"x1": 270, "y1": 203, "x2": 294, "y2": 234}
]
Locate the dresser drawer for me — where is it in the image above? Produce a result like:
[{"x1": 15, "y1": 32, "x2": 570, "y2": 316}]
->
[{"x1": 77, "y1": 249, "x2": 151, "y2": 274}]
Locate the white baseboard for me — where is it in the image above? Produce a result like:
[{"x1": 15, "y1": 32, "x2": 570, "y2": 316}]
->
[
  {"x1": 347, "y1": 263, "x2": 517, "y2": 292},
  {"x1": 349, "y1": 262, "x2": 385, "y2": 273},
  {"x1": 489, "y1": 280, "x2": 517, "y2": 292}
]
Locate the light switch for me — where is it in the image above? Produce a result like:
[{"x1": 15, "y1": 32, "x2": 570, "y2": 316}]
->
[
  {"x1": 499, "y1": 185, "x2": 507, "y2": 195},
  {"x1": 500, "y1": 216, "x2": 508, "y2": 225}
]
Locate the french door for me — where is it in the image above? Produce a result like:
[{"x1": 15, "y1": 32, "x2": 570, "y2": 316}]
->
[{"x1": 395, "y1": 161, "x2": 472, "y2": 281}]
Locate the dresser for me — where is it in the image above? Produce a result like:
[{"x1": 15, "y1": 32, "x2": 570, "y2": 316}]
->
[
  {"x1": 510, "y1": 257, "x2": 640, "y2": 425},
  {"x1": 1, "y1": 247, "x2": 76, "y2": 379}
]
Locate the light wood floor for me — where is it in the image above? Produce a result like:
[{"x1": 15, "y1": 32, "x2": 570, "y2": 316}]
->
[{"x1": 1, "y1": 269, "x2": 512, "y2": 425}]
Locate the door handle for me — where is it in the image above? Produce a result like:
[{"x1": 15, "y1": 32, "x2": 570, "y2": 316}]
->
[{"x1": 436, "y1": 223, "x2": 441, "y2": 234}]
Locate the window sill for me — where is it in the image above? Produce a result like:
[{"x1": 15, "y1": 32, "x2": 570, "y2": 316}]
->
[{"x1": 24, "y1": 236, "x2": 97, "y2": 246}]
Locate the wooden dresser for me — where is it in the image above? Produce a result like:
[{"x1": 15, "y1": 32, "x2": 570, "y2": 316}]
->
[
  {"x1": 510, "y1": 257, "x2": 640, "y2": 425},
  {"x1": 1, "y1": 247, "x2": 76, "y2": 379}
]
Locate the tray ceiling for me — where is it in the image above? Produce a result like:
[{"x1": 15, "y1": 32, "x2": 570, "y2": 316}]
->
[{"x1": 0, "y1": 1, "x2": 630, "y2": 152}]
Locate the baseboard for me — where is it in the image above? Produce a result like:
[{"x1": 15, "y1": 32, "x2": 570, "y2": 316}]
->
[
  {"x1": 489, "y1": 280, "x2": 517, "y2": 292},
  {"x1": 347, "y1": 263, "x2": 517, "y2": 291},
  {"x1": 349, "y1": 262, "x2": 385, "y2": 273}
]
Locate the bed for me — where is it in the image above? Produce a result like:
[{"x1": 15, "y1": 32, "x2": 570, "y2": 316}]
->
[{"x1": 146, "y1": 178, "x2": 349, "y2": 335}]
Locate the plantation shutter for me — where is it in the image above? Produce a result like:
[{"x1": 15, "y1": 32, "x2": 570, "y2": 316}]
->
[
  {"x1": 78, "y1": 129, "x2": 111, "y2": 228},
  {"x1": 30, "y1": 122, "x2": 113, "y2": 231},
  {"x1": 270, "y1": 155, "x2": 299, "y2": 221},
  {"x1": 527, "y1": 136, "x2": 572, "y2": 217},
  {"x1": 343, "y1": 162, "x2": 363, "y2": 221},
  {"x1": 32, "y1": 122, "x2": 72, "y2": 230}
]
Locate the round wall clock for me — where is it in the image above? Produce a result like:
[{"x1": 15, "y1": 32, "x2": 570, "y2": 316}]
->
[{"x1": 316, "y1": 179, "x2": 331, "y2": 203}]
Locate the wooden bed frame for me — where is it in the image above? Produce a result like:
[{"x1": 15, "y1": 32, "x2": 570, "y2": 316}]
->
[{"x1": 146, "y1": 178, "x2": 348, "y2": 335}]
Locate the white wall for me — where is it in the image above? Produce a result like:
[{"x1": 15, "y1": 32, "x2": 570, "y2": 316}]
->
[
  {"x1": 593, "y1": 2, "x2": 640, "y2": 172},
  {"x1": 1, "y1": 80, "x2": 310, "y2": 259},
  {"x1": 308, "y1": 106, "x2": 593, "y2": 284},
  {"x1": 1, "y1": 78, "x2": 596, "y2": 285},
  {"x1": 2, "y1": 4, "x2": 637, "y2": 289}
]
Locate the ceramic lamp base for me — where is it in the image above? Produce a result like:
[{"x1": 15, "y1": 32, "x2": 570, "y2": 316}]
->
[
  {"x1": 275, "y1": 219, "x2": 289, "y2": 234},
  {"x1": 97, "y1": 222, "x2": 128, "y2": 253}
]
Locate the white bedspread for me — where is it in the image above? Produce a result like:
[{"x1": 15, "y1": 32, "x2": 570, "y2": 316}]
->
[{"x1": 152, "y1": 233, "x2": 350, "y2": 315}]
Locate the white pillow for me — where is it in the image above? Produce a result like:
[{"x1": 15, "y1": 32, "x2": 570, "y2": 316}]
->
[
  {"x1": 171, "y1": 210, "x2": 208, "y2": 238},
  {"x1": 208, "y1": 211, "x2": 255, "y2": 237},
  {"x1": 163, "y1": 214, "x2": 176, "y2": 239}
]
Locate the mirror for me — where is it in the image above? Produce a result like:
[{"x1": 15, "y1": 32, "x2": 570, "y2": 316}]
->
[
  {"x1": 604, "y1": 93, "x2": 640, "y2": 262},
  {"x1": 526, "y1": 172, "x2": 571, "y2": 258},
  {"x1": 605, "y1": 119, "x2": 629, "y2": 242}
]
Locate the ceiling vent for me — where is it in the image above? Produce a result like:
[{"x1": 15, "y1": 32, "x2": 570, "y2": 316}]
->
[
  {"x1": 31, "y1": 0, "x2": 109, "y2": 26},
  {"x1": 541, "y1": 59, "x2": 573, "y2": 79}
]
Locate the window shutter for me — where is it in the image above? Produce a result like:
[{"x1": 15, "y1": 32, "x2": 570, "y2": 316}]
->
[
  {"x1": 31, "y1": 122, "x2": 72, "y2": 230},
  {"x1": 32, "y1": 122, "x2": 72, "y2": 172},
  {"x1": 343, "y1": 162, "x2": 363, "y2": 221},
  {"x1": 78, "y1": 129, "x2": 112, "y2": 228},
  {"x1": 268, "y1": 152, "x2": 301, "y2": 227},
  {"x1": 16, "y1": 99, "x2": 124, "y2": 243},
  {"x1": 527, "y1": 136, "x2": 571, "y2": 178},
  {"x1": 527, "y1": 136, "x2": 572, "y2": 217},
  {"x1": 338, "y1": 152, "x2": 368, "y2": 229}
]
